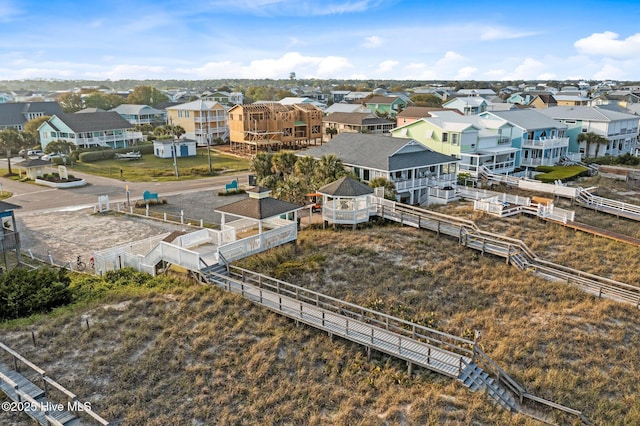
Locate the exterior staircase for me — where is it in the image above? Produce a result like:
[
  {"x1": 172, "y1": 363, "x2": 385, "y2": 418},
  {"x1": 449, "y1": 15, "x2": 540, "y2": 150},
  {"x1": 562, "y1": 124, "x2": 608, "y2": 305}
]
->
[{"x1": 458, "y1": 361, "x2": 518, "y2": 412}]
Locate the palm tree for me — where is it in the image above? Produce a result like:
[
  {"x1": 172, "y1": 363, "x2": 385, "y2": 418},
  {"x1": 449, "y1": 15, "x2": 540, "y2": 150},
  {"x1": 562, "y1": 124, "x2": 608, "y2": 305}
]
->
[
  {"x1": 317, "y1": 154, "x2": 346, "y2": 184},
  {"x1": 294, "y1": 155, "x2": 318, "y2": 178},
  {"x1": 0, "y1": 128, "x2": 26, "y2": 175},
  {"x1": 577, "y1": 132, "x2": 608, "y2": 158},
  {"x1": 271, "y1": 151, "x2": 297, "y2": 178},
  {"x1": 250, "y1": 152, "x2": 273, "y2": 181}
]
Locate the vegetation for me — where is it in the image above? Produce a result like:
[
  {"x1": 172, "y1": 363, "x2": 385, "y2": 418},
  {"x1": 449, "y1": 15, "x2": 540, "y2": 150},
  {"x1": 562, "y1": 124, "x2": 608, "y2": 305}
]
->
[
  {"x1": 125, "y1": 85, "x2": 169, "y2": 107},
  {"x1": 0, "y1": 128, "x2": 30, "y2": 175},
  {"x1": 533, "y1": 165, "x2": 588, "y2": 183},
  {"x1": 251, "y1": 151, "x2": 348, "y2": 203},
  {"x1": 577, "y1": 132, "x2": 609, "y2": 158},
  {"x1": 71, "y1": 147, "x2": 250, "y2": 181},
  {"x1": 0, "y1": 268, "x2": 72, "y2": 321},
  {"x1": 585, "y1": 153, "x2": 640, "y2": 167}
]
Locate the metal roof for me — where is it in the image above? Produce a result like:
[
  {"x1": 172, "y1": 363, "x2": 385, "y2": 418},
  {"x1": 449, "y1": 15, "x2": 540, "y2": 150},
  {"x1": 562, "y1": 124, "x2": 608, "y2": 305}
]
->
[
  {"x1": 489, "y1": 109, "x2": 568, "y2": 130},
  {"x1": 538, "y1": 106, "x2": 640, "y2": 122},
  {"x1": 0, "y1": 102, "x2": 63, "y2": 127}
]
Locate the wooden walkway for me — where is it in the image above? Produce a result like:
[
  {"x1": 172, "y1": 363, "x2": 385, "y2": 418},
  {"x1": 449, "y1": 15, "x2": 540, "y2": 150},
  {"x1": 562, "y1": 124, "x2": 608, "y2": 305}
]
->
[
  {"x1": 575, "y1": 188, "x2": 640, "y2": 222},
  {"x1": 374, "y1": 198, "x2": 640, "y2": 309},
  {"x1": 0, "y1": 343, "x2": 108, "y2": 426},
  {"x1": 546, "y1": 219, "x2": 640, "y2": 247},
  {"x1": 198, "y1": 262, "x2": 589, "y2": 422}
]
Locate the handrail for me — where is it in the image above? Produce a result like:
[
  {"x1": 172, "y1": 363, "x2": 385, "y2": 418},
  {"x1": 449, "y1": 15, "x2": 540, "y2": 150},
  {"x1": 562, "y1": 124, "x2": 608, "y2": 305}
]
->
[
  {"x1": 228, "y1": 265, "x2": 475, "y2": 353},
  {"x1": 473, "y1": 347, "x2": 525, "y2": 400},
  {"x1": 0, "y1": 342, "x2": 45, "y2": 375},
  {"x1": 0, "y1": 342, "x2": 110, "y2": 425},
  {"x1": 459, "y1": 357, "x2": 515, "y2": 410},
  {"x1": 523, "y1": 392, "x2": 590, "y2": 424}
]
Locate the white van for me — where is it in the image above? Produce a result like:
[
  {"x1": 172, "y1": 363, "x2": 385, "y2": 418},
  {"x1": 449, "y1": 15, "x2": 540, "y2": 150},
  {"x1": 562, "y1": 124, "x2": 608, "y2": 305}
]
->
[{"x1": 27, "y1": 150, "x2": 44, "y2": 158}]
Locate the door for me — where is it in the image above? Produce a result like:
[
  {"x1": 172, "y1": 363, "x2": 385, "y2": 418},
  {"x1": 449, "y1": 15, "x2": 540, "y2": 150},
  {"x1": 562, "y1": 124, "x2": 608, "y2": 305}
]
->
[{"x1": 180, "y1": 145, "x2": 189, "y2": 157}]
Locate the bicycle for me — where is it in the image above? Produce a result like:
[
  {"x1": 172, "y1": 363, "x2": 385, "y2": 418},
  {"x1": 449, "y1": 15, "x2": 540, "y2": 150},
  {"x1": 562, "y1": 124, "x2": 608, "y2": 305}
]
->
[{"x1": 75, "y1": 255, "x2": 86, "y2": 271}]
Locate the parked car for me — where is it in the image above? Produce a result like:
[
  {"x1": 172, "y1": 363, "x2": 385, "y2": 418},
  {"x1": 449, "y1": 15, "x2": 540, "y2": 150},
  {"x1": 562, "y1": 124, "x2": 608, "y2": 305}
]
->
[
  {"x1": 42, "y1": 153, "x2": 66, "y2": 161},
  {"x1": 27, "y1": 149, "x2": 44, "y2": 158}
]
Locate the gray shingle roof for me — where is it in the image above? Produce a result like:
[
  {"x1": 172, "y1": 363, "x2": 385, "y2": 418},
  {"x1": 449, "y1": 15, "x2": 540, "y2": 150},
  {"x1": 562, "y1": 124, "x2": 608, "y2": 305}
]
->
[
  {"x1": 318, "y1": 176, "x2": 373, "y2": 197},
  {"x1": 0, "y1": 102, "x2": 63, "y2": 127},
  {"x1": 298, "y1": 133, "x2": 458, "y2": 172},
  {"x1": 323, "y1": 112, "x2": 382, "y2": 125},
  {"x1": 215, "y1": 197, "x2": 302, "y2": 220},
  {"x1": 0, "y1": 200, "x2": 21, "y2": 211},
  {"x1": 53, "y1": 111, "x2": 133, "y2": 132},
  {"x1": 16, "y1": 158, "x2": 52, "y2": 167}
]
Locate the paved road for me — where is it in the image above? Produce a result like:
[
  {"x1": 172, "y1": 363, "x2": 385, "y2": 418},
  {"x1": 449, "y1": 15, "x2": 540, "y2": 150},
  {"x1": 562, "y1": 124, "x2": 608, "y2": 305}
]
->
[{"x1": 0, "y1": 157, "x2": 250, "y2": 214}]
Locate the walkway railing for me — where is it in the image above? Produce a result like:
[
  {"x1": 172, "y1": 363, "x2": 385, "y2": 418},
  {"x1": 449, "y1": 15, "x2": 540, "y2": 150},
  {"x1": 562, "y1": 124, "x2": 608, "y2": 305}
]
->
[
  {"x1": 374, "y1": 198, "x2": 640, "y2": 309},
  {"x1": 0, "y1": 342, "x2": 109, "y2": 425}
]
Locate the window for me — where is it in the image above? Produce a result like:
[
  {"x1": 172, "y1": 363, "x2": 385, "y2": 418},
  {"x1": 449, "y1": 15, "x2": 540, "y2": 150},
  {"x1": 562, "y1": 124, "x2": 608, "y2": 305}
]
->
[
  {"x1": 442, "y1": 132, "x2": 449, "y2": 142},
  {"x1": 451, "y1": 134, "x2": 459, "y2": 145},
  {"x1": 363, "y1": 169, "x2": 370, "y2": 181}
]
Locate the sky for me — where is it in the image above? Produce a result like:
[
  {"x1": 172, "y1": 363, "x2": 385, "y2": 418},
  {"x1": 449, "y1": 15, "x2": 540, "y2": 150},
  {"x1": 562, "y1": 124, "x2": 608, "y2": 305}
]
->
[{"x1": 1, "y1": 0, "x2": 640, "y2": 82}]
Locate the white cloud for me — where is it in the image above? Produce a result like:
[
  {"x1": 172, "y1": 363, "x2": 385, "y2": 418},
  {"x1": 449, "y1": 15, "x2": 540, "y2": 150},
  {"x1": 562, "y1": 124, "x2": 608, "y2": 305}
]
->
[
  {"x1": 455, "y1": 66, "x2": 478, "y2": 80},
  {"x1": 0, "y1": 1, "x2": 22, "y2": 23},
  {"x1": 502, "y1": 58, "x2": 548, "y2": 80},
  {"x1": 362, "y1": 35, "x2": 383, "y2": 48},
  {"x1": 376, "y1": 60, "x2": 398, "y2": 74},
  {"x1": 205, "y1": 0, "x2": 384, "y2": 16},
  {"x1": 480, "y1": 26, "x2": 538, "y2": 41},
  {"x1": 593, "y1": 63, "x2": 628, "y2": 80},
  {"x1": 574, "y1": 31, "x2": 640, "y2": 59}
]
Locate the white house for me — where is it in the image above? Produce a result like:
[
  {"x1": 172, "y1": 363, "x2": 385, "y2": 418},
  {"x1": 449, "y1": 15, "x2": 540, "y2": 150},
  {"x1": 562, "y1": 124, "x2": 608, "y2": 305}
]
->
[
  {"x1": 299, "y1": 133, "x2": 460, "y2": 205},
  {"x1": 38, "y1": 112, "x2": 143, "y2": 150},
  {"x1": 538, "y1": 106, "x2": 640, "y2": 158},
  {"x1": 153, "y1": 139, "x2": 197, "y2": 158}
]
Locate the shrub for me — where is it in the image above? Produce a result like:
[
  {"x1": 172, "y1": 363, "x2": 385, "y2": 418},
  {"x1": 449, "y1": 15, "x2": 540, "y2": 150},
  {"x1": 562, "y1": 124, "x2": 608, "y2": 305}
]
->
[
  {"x1": 0, "y1": 268, "x2": 72, "y2": 321},
  {"x1": 78, "y1": 143, "x2": 154, "y2": 163}
]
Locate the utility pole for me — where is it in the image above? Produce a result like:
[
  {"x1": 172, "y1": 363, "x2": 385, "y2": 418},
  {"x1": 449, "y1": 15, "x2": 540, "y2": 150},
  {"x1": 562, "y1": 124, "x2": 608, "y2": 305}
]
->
[{"x1": 206, "y1": 109, "x2": 213, "y2": 174}]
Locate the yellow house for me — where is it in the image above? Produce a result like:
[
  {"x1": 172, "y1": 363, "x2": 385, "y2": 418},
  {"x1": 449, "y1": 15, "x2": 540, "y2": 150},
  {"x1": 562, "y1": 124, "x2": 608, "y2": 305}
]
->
[{"x1": 166, "y1": 100, "x2": 228, "y2": 146}]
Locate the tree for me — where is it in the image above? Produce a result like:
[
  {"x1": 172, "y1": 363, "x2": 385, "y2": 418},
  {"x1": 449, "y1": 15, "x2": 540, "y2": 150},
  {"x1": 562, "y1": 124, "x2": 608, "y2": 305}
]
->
[
  {"x1": 577, "y1": 132, "x2": 608, "y2": 158},
  {"x1": 317, "y1": 154, "x2": 346, "y2": 184},
  {"x1": 84, "y1": 92, "x2": 125, "y2": 110},
  {"x1": 325, "y1": 127, "x2": 338, "y2": 140},
  {"x1": 126, "y1": 85, "x2": 168, "y2": 107},
  {"x1": 58, "y1": 92, "x2": 83, "y2": 112},
  {"x1": 369, "y1": 177, "x2": 396, "y2": 200},
  {"x1": 251, "y1": 152, "x2": 274, "y2": 181},
  {"x1": 0, "y1": 128, "x2": 26, "y2": 175},
  {"x1": 23, "y1": 116, "x2": 51, "y2": 145},
  {"x1": 294, "y1": 155, "x2": 318, "y2": 178},
  {"x1": 43, "y1": 140, "x2": 76, "y2": 155},
  {"x1": 271, "y1": 151, "x2": 297, "y2": 178},
  {"x1": 410, "y1": 94, "x2": 443, "y2": 107}
]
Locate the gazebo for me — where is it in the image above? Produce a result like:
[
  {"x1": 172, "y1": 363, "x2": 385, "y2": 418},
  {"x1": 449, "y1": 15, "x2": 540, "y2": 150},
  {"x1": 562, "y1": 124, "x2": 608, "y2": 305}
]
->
[
  {"x1": 16, "y1": 158, "x2": 53, "y2": 180},
  {"x1": 214, "y1": 187, "x2": 304, "y2": 261},
  {"x1": 317, "y1": 176, "x2": 375, "y2": 229}
]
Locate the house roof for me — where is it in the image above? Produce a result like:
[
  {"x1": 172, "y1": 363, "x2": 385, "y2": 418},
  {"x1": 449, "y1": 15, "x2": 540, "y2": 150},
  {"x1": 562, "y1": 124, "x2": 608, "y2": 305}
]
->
[
  {"x1": 364, "y1": 96, "x2": 403, "y2": 105},
  {"x1": 489, "y1": 109, "x2": 568, "y2": 131},
  {"x1": 396, "y1": 107, "x2": 454, "y2": 118},
  {"x1": 534, "y1": 94, "x2": 557, "y2": 104},
  {"x1": 298, "y1": 133, "x2": 458, "y2": 172},
  {"x1": 443, "y1": 97, "x2": 487, "y2": 107},
  {"x1": 50, "y1": 112, "x2": 133, "y2": 132},
  {"x1": 323, "y1": 103, "x2": 368, "y2": 114},
  {"x1": 0, "y1": 101, "x2": 64, "y2": 127},
  {"x1": 214, "y1": 196, "x2": 302, "y2": 220},
  {"x1": 111, "y1": 104, "x2": 165, "y2": 115},
  {"x1": 323, "y1": 112, "x2": 378, "y2": 125},
  {"x1": 538, "y1": 106, "x2": 640, "y2": 122},
  {"x1": 318, "y1": 176, "x2": 373, "y2": 197},
  {"x1": 166, "y1": 99, "x2": 223, "y2": 111}
]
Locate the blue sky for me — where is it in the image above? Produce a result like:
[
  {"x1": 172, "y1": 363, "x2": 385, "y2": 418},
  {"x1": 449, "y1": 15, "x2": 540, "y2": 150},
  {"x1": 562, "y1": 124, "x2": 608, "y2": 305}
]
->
[{"x1": 1, "y1": 0, "x2": 640, "y2": 82}]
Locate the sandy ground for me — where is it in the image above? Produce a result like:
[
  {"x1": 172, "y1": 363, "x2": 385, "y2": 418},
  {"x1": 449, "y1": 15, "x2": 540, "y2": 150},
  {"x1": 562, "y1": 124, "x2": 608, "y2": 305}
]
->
[{"x1": 16, "y1": 208, "x2": 189, "y2": 267}]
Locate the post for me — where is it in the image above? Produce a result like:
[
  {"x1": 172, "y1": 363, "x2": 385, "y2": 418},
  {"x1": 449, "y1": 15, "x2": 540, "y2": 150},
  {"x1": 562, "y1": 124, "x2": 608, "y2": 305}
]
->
[
  {"x1": 407, "y1": 361, "x2": 413, "y2": 377},
  {"x1": 180, "y1": 210, "x2": 184, "y2": 224}
]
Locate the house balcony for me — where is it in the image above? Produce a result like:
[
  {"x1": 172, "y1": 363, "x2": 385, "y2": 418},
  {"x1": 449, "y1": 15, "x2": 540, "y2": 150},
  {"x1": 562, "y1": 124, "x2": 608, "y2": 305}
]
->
[
  {"x1": 194, "y1": 116, "x2": 227, "y2": 124},
  {"x1": 520, "y1": 156, "x2": 565, "y2": 167},
  {"x1": 76, "y1": 131, "x2": 144, "y2": 147},
  {"x1": 393, "y1": 173, "x2": 457, "y2": 191},
  {"x1": 522, "y1": 136, "x2": 569, "y2": 149}
]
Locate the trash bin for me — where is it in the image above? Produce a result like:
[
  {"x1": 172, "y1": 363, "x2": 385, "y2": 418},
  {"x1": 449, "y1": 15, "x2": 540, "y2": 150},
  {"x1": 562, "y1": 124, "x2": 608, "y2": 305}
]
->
[{"x1": 248, "y1": 174, "x2": 257, "y2": 186}]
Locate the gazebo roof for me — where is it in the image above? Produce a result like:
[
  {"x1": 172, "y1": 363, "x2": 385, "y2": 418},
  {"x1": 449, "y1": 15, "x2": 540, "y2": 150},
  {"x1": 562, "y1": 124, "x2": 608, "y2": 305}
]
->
[
  {"x1": 0, "y1": 200, "x2": 21, "y2": 211},
  {"x1": 318, "y1": 176, "x2": 374, "y2": 197},
  {"x1": 215, "y1": 196, "x2": 303, "y2": 220},
  {"x1": 16, "y1": 158, "x2": 52, "y2": 168}
]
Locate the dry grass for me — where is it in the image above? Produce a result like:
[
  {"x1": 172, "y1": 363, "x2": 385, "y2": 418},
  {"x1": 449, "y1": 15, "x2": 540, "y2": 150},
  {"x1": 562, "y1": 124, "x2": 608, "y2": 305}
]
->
[{"x1": 2, "y1": 175, "x2": 640, "y2": 425}]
